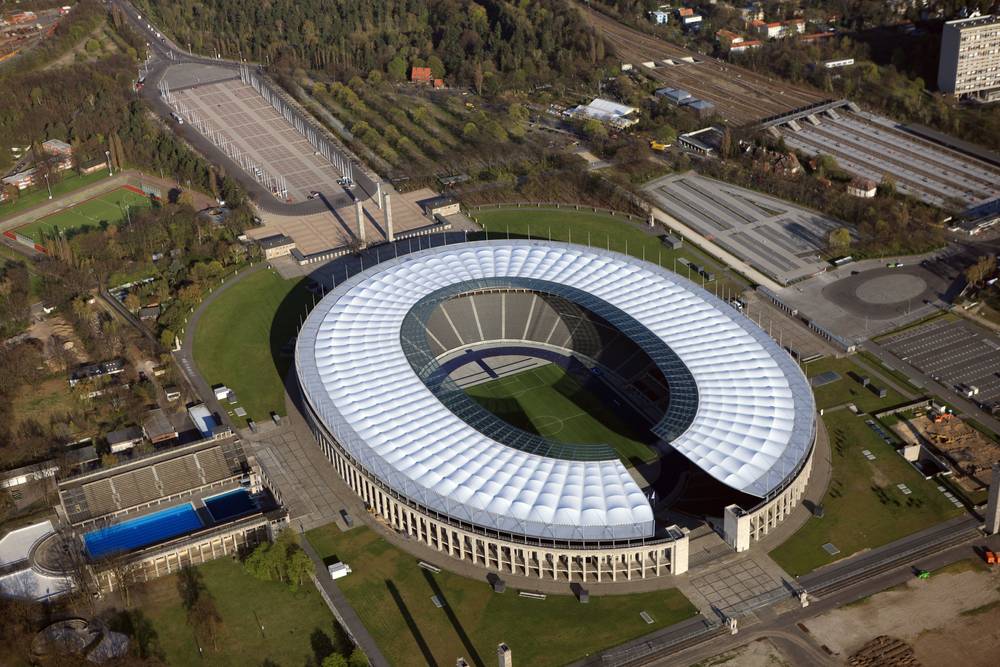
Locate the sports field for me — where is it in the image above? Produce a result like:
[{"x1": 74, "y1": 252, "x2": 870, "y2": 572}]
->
[
  {"x1": 15, "y1": 186, "x2": 152, "y2": 242},
  {"x1": 464, "y1": 363, "x2": 657, "y2": 466},
  {"x1": 192, "y1": 268, "x2": 311, "y2": 424}
]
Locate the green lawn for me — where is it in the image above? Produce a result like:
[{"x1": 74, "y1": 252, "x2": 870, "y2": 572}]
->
[
  {"x1": 769, "y1": 408, "x2": 963, "y2": 576},
  {"x1": 474, "y1": 207, "x2": 747, "y2": 296},
  {"x1": 803, "y1": 355, "x2": 909, "y2": 413},
  {"x1": 192, "y1": 268, "x2": 311, "y2": 424},
  {"x1": 0, "y1": 169, "x2": 111, "y2": 220},
  {"x1": 128, "y1": 557, "x2": 341, "y2": 666},
  {"x1": 306, "y1": 524, "x2": 697, "y2": 667},
  {"x1": 464, "y1": 364, "x2": 657, "y2": 466},
  {"x1": 16, "y1": 186, "x2": 152, "y2": 242}
]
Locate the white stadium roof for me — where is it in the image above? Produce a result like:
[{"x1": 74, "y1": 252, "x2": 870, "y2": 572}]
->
[{"x1": 296, "y1": 241, "x2": 815, "y2": 542}]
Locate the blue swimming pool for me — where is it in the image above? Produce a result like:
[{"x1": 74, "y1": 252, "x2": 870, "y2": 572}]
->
[
  {"x1": 84, "y1": 504, "x2": 203, "y2": 559},
  {"x1": 204, "y1": 488, "x2": 256, "y2": 523}
]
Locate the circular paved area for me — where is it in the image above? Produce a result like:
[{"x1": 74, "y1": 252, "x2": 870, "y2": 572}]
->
[
  {"x1": 855, "y1": 273, "x2": 927, "y2": 305},
  {"x1": 821, "y1": 266, "x2": 945, "y2": 320}
]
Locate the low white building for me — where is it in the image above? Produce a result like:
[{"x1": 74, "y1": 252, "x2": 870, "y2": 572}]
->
[
  {"x1": 847, "y1": 177, "x2": 877, "y2": 198},
  {"x1": 327, "y1": 562, "x2": 352, "y2": 580},
  {"x1": 564, "y1": 98, "x2": 639, "y2": 129}
]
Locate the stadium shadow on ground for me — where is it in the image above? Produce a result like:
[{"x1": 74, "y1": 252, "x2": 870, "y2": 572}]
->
[{"x1": 268, "y1": 277, "x2": 314, "y2": 403}]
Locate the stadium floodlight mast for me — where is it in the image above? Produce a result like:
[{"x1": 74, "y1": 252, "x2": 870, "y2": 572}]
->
[
  {"x1": 43, "y1": 172, "x2": 51, "y2": 200},
  {"x1": 105, "y1": 150, "x2": 113, "y2": 175}
]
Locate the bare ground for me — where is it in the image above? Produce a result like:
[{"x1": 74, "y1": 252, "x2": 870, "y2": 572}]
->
[{"x1": 804, "y1": 561, "x2": 1000, "y2": 664}]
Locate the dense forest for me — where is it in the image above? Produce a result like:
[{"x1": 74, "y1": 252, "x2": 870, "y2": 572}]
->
[{"x1": 134, "y1": 0, "x2": 614, "y2": 91}]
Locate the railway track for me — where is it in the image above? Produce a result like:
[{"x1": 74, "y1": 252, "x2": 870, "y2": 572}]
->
[
  {"x1": 846, "y1": 113, "x2": 1000, "y2": 189},
  {"x1": 806, "y1": 521, "x2": 981, "y2": 600},
  {"x1": 801, "y1": 123, "x2": 984, "y2": 202},
  {"x1": 580, "y1": 4, "x2": 823, "y2": 124},
  {"x1": 781, "y1": 131, "x2": 950, "y2": 206}
]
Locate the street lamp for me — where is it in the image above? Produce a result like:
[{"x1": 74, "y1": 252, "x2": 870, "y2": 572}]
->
[
  {"x1": 105, "y1": 150, "x2": 113, "y2": 175},
  {"x1": 43, "y1": 172, "x2": 52, "y2": 199}
]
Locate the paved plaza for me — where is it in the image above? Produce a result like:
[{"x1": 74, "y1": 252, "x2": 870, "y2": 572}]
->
[
  {"x1": 882, "y1": 317, "x2": 1000, "y2": 407},
  {"x1": 645, "y1": 173, "x2": 842, "y2": 285},
  {"x1": 171, "y1": 77, "x2": 347, "y2": 203},
  {"x1": 773, "y1": 254, "x2": 953, "y2": 341},
  {"x1": 689, "y1": 557, "x2": 787, "y2": 615},
  {"x1": 781, "y1": 110, "x2": 1000, "y2": 209}
]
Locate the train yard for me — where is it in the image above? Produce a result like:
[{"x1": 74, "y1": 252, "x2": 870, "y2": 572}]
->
[
  {"x1": 779, "y1": 110, "x2": 1000, "y2": 209},
  {"x1": 580, "y1": 5, "x2": 825, "y2": 125}
]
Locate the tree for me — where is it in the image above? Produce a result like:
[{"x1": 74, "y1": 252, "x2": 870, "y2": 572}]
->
[
  {"x1": 473, "y1": 61, "x2": 484, "y2": 96},
  {"x1": 323, "y1": 655, "x2": 348, "y2": 667},
  {"x1": 828, "y1": 227, "x2": 851, "y2": 251},
  {"x1": 348, "y1": 647, "x2": 369, "y2": 667},
  {"x1": 965, "y1": 255, "x2": 997, "y2": 287},
  {"x1": 288, "y1": 548, "x2": 314, "y2": 591},
  {"x1": 124, "y1": 293, "x2": 141, "y2": 313}
]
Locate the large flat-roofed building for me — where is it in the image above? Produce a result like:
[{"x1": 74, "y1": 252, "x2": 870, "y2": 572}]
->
[
  {"x1": 938, "y1": 15, "x2": 1000, "y2": 101},
  {"x1": 296, "y1": 241, "x2": 817, "y2": 582}
]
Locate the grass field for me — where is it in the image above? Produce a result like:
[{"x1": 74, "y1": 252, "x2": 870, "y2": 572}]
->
[
  {"x1": 15, "y1": 186, "x2": 152, "y2": 242},
  {"x1": 464, "y1": 364, "x2": 657, "y2": 465},
  {"x1": 474, "y1": 207, "x2": 747, "y2": 296},
  {"x1": 306, "y1": 524, "x2": 697, "y2": 667},
  {"x1": 769, "y1": 408, "x2": 964, "y2": 576},
  {"x1": 129, "y1": 557, "x2": 341, "y2": 666},
  {"x1": 192, "y1": 268, "x2": 311, "y2": 424},
  {"x1": 0, "y1": 169, "x2": 110, "y2": 220},
  {"x1": 803, "y1": 356, "x2": 909, "y2": 413}
]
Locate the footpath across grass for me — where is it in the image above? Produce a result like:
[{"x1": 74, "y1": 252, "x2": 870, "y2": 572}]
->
[
  {"x1": 474, "y1": 207, "x2": 747, "y2": 296},
  {"x1": 16, "y1": 186, "x2": 152, "y2": 242},
  {"x1": 192, "y1": 268, "x2": 310, "y2": 424},
  {"x1": 769, "y1": 408, "x2": 963, "y2": 576},
  {"x1": 465, "y1": 363, "x2": 657, "y2": 465},
  {"x1": 130, "y1": 557, "x2": 339, "y2": 666},
  {"x1": 0, "y1": 169, "x2": 111, "y2": 220},
  {"x1": 306, "y1": 524, "x2": 697, "y2": 667}
]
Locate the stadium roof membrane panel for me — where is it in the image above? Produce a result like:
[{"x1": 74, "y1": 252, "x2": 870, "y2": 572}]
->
[{"x1": 296, "y1": 241, "x2": 815, "y2": 542}]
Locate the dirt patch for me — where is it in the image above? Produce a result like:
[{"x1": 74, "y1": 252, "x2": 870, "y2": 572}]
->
[
  {"x1": 26, "y1": 315, "x2": 86, "y2": 369},
  {"x1": 695, "y1": 638, "x2": 790, "y2": 667},
  {"x1": 804, "y1": 563, "x2": 1000, "y2": 661},
  {"x1": 892, "y1": 413, "x2": 998, "y2": 488}
]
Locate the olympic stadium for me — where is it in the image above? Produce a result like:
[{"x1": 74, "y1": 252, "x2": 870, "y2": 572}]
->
[{"x1": 295, "y1": 240, "x2": 817, "y2": 582}]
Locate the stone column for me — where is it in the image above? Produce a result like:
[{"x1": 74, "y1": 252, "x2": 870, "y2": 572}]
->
[
  {"x1": 986, "y1": 462, "x2": 1000, "y2": 535},
  {"x1": 384, "y1": 193, "x2": 394, "y2": 242},
  {"x1": 355, "y1": 200, "x2": 365, "y2": 244}
]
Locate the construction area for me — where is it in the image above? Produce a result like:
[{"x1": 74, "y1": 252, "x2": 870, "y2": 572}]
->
[
  {"x1": 580, "y1": 5, "x2": 825, "y2": 125},
  {"x1": 773, "y1": 108, "x2": 1000, "y2": 209},
  {"x1": 892, "y1": 411, "x2": 999, "y2": 491},
  {"x1": 881, "y1": 317, "x2": 1000, "y2": 409},
  {"x1": 644, "y1": 172, "x2": 842, "y2": 285}
]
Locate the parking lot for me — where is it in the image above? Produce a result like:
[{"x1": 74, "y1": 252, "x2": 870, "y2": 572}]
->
[
  {"x1": 171, "y1": 76, "x2": 346, "y2": 203},
  {"x1": 645, "y1": 173, "x2": 843, "y2": 285},
  {"x1": 882, "y1": 317, "x2": 1000, "y2": 407},
  {"x1": 781, "y1": 110, "x2": 1000, "y2": 209}
]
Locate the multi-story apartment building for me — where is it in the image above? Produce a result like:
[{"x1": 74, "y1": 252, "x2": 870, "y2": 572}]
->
[{"x1": 938, "y1": 15, "x2": 1000, "y2": 101}]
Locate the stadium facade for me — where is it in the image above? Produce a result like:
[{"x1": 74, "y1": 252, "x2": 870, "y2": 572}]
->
[{"x1": 296, "y1": 241, "x2": 816, "y2": 582}]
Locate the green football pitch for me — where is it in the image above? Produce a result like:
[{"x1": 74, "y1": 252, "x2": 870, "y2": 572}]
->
[
  {"x1": 16, "y1": 187, "x2": 153, "y2": 242},
  {"x1": 463, "y1": 363, "x2": 657, "y2": 466}
]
